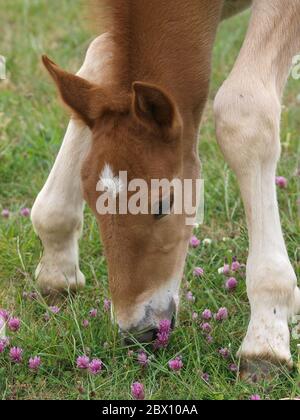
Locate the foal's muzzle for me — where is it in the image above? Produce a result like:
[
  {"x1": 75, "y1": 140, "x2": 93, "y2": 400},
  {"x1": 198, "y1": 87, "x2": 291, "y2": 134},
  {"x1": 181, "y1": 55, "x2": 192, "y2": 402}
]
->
[{"x1": 121, "y1": 299, "x2": 177, "y2": 345}]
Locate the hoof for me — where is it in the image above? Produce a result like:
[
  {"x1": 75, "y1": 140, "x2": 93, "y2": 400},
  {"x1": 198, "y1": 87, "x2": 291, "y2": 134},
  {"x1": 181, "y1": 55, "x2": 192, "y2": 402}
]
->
[
  {"x1": 238, "y1": 309, "x2": 293, "y2": 382},
  {"x1": 239, "y1": 356, "x2": 293, "y2": 383},
  {"x1": 36, "y1": 262, "x2": 86, "y2": 296}
]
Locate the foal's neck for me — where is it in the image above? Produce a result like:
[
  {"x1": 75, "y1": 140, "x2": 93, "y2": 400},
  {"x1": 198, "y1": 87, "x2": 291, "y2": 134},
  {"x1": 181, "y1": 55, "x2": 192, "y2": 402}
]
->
[{"x1": 108, "y1": 0, "x2": 222, "y2": 121}]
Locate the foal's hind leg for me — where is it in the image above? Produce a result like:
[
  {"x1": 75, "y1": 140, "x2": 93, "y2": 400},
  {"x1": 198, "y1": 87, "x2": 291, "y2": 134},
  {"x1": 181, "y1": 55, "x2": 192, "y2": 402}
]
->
[
  {"x1": 31, "y1": 34, "x2": 114, "y2": 295},
  {"x1": 214, "y1": 0, "x2": 300, "y2": 377}
]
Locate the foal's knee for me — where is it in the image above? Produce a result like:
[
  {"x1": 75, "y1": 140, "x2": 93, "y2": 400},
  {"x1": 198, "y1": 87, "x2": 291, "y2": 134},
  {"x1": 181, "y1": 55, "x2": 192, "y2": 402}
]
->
[
  {"x1": 214, "y1": 82, "x2": 282, "y2": 174},
  {"x1": 31, "y1": 195, "x2": 85, "y2": 295},
  {"x1": 31, "y1": 194, "x2": 83, "y2": 241}
]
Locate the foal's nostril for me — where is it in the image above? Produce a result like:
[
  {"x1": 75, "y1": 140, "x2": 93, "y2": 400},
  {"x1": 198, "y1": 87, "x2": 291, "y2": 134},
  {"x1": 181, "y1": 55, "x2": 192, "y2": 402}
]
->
[
  {"x1": 138, "y1": 328, "x2": 159, "y2": 343},
  {"x1": 122, "y1": 328, "x2": 159, "y2": 346}
]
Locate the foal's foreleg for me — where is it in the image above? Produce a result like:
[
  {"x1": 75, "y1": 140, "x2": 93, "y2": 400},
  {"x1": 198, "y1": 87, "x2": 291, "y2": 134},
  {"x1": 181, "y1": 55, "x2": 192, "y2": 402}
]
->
[
  {"x1": 31, "y1": 121, "x2": 89, "y2": 295},
  {"x1": 214, "y1": 0, "x2": 300, "y2": 376},
  {"x1": 31, "y1": 34, "x2": 114, "y2": 295}
]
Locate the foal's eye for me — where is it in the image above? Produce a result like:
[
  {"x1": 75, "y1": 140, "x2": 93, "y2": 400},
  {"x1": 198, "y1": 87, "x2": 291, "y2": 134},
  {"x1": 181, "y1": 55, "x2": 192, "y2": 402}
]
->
[{"x1": 154, "y1": 194, "x2": 174, "y2": 220}]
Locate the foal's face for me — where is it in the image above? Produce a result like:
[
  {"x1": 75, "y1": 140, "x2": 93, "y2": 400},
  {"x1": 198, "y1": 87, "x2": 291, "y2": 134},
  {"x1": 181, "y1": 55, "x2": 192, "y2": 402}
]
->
[
  {"x1": 43, "y1": 57, "x2": 194, "y2": 341},
  {"x1": 82, "y1": 114, "x2": 193, "y2": 338}
]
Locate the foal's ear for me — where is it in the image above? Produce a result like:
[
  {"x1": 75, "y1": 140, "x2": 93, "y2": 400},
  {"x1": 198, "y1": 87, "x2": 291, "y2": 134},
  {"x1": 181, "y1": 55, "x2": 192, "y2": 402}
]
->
[
  {"x1": 132, "y1": 82, "x2": 182, "y2": 137},
  {"x1": 42, "y1": 55, "x2": 105, "y2": 128}
]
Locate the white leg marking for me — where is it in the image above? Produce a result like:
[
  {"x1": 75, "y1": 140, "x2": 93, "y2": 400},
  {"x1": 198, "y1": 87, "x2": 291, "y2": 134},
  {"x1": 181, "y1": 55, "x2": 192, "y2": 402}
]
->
[
  {"x1": 214, "y1": 0, "x2": 300, "y2": 366},
  {"x1": 31, "y1": 122, "x2": 90, "y2": 293},
  {"x1": 31, "y1": 34, "x2": 115, "y2": 293}
]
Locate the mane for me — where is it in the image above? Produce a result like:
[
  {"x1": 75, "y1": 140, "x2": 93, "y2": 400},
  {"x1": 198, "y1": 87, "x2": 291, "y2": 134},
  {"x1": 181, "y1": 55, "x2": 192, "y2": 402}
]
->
[
  {"x1": 87, "y1": 0, "x2": 219, "y2": 109},
  {"x1": 89, "y1": 0, "x2": 132, "y2": 89}
]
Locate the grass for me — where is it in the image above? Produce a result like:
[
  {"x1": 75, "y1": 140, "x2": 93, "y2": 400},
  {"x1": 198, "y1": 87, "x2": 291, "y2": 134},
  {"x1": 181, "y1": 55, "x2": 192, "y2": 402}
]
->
[{"x1": 0, "y1": 0, "x2": 299, "y2": 401}]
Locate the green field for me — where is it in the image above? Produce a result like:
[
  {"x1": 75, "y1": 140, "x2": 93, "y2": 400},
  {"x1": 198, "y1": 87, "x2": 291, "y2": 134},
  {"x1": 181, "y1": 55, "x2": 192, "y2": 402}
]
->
[{"x1": 0, "y1": 0, "x2": 299, "y2": 400}]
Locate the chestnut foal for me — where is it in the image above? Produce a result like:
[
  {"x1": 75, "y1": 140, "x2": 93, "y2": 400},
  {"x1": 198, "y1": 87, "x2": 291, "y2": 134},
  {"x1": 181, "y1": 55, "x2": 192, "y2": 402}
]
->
[{"x1": 31, "y1": 0, "x2": 300, "y2": 377}]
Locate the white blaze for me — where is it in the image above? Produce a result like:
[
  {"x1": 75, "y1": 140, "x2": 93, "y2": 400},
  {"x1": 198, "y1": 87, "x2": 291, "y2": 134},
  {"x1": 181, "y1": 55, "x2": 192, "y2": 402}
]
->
[{"x1": 99, "y1": 164, "x2": 124, "y2": 198}]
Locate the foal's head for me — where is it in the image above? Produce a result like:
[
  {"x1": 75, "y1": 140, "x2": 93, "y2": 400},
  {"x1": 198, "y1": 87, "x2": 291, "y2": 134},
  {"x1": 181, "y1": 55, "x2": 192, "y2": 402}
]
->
[{"x1": 43, "y1": 56, "x2": 194, "y2": 342}]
